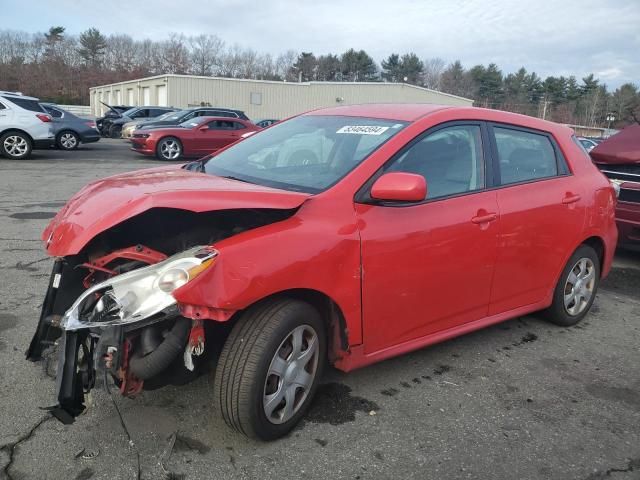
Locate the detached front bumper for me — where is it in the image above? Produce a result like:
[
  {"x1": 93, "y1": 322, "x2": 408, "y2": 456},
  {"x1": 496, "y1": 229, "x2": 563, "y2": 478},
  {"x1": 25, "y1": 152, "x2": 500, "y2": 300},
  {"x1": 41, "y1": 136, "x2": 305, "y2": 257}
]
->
[{"x1": 27, "y1": 247, "x2": 217, "y2": 421}]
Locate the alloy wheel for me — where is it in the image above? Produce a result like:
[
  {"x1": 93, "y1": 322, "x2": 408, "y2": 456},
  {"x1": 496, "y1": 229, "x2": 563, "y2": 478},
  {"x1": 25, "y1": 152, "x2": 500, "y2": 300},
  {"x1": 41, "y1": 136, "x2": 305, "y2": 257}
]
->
[
  {"x1": 564, "y1": 257, "x2": 596, "y2": 316},
  {"x1": 263, "y1": 325, "x2": 319, "y2": 424},
  {"x1": 4, "y1": 135, "x2": 28, "y2": 157},
  {"x1": 60, "y1": 133, "x2": 78, "y2": 149}
]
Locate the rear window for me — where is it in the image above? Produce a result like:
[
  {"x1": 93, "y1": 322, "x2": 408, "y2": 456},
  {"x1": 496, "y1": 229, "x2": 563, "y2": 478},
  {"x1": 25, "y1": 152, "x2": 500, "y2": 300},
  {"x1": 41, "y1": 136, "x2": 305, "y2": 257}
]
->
[
  {"x1": 2, "y1": 96, "x2": 44, "y2": 112},
  {"x1": 493, "y1": 127, "x2": 558, "y2": 185}
]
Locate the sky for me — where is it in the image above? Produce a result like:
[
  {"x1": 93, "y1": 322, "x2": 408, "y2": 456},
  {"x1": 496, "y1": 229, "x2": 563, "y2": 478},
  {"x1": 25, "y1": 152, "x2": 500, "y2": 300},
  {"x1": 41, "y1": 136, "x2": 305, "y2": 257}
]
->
[{"x1": 4, "y1": 0, "x2": 640, "y2": 88}]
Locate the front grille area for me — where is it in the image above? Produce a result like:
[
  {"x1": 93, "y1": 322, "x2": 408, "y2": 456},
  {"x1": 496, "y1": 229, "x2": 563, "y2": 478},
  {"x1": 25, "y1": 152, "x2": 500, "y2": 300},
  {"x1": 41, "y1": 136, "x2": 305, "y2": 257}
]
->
[{"x1": 619, "y1": 188, "x2": 640, "y2": 204}]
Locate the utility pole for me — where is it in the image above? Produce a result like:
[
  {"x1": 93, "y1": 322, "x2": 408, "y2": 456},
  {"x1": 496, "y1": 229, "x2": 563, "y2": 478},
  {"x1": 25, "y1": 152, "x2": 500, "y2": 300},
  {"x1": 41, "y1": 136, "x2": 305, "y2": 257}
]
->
[{"x1": 540, "y1": 96, "x2": 550, "y2": 120}]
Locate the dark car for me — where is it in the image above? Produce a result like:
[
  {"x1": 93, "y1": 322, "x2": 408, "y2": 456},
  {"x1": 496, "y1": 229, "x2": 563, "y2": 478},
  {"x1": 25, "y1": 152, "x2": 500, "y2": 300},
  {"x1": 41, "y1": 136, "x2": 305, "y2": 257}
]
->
[
  {"x1": 255, "y1": 119, "x2": 279, "y2": 128},
  {"x1": 104, "y1": 106, "x2": 178, "y2": 138},
  {"x1": 95, "y1": 103, "x2": 132, "y2": 134},
  {"x1": 41, "y1": 103, "x2": 100, "y2": 150},
  {"x1": 121, "y1": 107, "x2": 250, "y2": 138}
]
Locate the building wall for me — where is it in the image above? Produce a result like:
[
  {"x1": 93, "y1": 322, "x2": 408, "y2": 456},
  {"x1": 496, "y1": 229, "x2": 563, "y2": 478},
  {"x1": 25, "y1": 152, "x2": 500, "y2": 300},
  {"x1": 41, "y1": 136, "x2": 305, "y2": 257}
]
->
[{"x1": 90, "y1": 74, "x2": 473, "y2": 118}]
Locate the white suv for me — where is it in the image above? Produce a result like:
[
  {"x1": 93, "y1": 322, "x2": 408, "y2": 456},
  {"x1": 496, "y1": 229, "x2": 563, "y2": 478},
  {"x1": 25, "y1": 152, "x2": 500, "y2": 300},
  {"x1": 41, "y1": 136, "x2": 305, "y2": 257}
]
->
[{"x1": 0, "y1": 91, "x2": 55, "y2": 159}]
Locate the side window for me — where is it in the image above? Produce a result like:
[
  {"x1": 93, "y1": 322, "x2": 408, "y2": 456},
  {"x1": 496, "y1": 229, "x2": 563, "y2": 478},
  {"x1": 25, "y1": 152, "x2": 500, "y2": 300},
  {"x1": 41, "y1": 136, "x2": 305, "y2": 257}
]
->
[
  {"x1": 2, "y1": 96, "x2": 45, "y2": 112},
  {"x1": 232, "y1": 122, "x2": 246, "y2": 130},
  {"x1": 45, "y1": 107, "x2": 63, "y2": 118},
  {"x1": 493, "y1": 127, "x2": 558, "y2": 185},
  {"x1": 208, "y1": 120, "x2": 234, "y2": 130},
  {"x1": 0, "y1": 102, "x2": 6, "y2": 110},
  {"x1": 385, "y1": 125, "x2": 485, "y2": 200}
]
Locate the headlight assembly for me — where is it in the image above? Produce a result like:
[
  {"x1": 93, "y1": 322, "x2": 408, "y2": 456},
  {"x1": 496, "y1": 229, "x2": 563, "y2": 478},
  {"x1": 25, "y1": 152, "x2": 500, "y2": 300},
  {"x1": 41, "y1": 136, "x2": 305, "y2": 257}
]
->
[{"x1": 61, "y1": 246, "x2": 217, "y2": 331}]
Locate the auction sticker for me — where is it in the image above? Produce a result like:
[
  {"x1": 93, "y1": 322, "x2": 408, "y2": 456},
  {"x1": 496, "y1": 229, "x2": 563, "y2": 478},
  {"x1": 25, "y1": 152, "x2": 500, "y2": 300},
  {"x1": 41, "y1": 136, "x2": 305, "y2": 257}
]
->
[{"x1": 336, "y1": 125, "x2": 390, "y2": 135}]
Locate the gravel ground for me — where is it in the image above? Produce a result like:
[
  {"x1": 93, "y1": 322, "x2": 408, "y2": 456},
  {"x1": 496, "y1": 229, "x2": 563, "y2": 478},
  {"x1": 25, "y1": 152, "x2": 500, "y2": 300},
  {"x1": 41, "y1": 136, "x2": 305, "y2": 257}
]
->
[{"x1": 0, "y1": 139, "x2": 638, "y2": 480}]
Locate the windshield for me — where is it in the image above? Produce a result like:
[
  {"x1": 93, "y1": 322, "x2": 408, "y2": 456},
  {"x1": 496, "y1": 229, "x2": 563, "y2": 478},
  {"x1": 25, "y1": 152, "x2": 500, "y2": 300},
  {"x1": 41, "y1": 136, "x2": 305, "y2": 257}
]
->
[
  {"x1": 204, "y1": 115, "x2": 407, "y2": 193},
  {"x1": 179, "y1": 117, "x2": 208, "y2": 128},
  {"x1": 121, "y1": 107, "x2": 140, "y2": 117},
  {"x1": 154, "y1": 111, "x2": 176, "y2": 121},
  {"x1": 164, "y1": 110, "x2": 189, "y2": 121}
]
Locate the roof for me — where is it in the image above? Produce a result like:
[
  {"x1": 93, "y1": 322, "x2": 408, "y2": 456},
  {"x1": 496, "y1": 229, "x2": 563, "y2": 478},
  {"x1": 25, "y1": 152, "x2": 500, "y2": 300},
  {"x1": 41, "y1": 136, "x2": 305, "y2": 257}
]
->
[
  {"x1": 304, "y1": 103, "x2": 453, "y2": 121},
  {"x1": 590, "y1": 124, "x2": 640, "y2": 165},
  {"x1": 88, "y1": 73, "x2": 473, "y2": 103}
]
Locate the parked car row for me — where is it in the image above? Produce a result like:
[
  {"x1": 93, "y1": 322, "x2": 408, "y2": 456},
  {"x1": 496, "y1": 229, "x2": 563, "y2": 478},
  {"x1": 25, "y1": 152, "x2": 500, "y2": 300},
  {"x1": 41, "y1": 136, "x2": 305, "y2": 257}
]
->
[
  {"x1": 0, "y1": 90, "x2": 101, "y2": 159},
  {"x1": 105, "y1": 105, "x2": 278, "y2": 160}
]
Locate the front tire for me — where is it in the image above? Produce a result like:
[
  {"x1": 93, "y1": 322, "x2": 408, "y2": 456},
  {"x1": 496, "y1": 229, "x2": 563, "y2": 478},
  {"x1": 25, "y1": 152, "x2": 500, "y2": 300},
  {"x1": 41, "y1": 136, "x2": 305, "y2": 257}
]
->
[
  {"x1": 0, "y1": 131, "x2": 32, "y2": 159},
  {"x1": 156, "y1": 137, "x2": 182, "y2": 161},
  {"x1": 109, "y1": 125, "x2": 122, "y2": 139},
  {"x1": 57, "y1": 130, "x2": 80, "y2": 150},
  {"x1": 544, "y1": 245, "x2": 600, "y2": 326},
  {"x1": 214, "y1": 299, "x2": 326, "y2": 440}
]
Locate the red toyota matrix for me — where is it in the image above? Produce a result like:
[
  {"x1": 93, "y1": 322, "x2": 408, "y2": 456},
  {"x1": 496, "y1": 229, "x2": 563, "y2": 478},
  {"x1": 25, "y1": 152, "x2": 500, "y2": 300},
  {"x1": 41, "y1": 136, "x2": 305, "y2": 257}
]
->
[{"x1": 28, "y1": 104, "x2": 617, "y2": 439}]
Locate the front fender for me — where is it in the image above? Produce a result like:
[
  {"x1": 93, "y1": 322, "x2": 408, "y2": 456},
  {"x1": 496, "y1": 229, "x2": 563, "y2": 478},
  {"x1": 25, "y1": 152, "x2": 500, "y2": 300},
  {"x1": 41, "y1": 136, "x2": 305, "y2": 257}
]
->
[{"x1": 172, "y1": 199, "x2": 364, "y2": 345}]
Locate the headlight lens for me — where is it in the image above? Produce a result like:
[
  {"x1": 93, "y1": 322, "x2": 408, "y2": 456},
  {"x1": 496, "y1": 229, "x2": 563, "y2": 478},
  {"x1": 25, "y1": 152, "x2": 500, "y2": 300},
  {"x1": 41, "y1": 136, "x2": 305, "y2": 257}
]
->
[
  {"x1": 157, "y1": 268, "x2": 189, "y2": 292},
  {"x1": 61, "y1": 246, "x2": 217, "y2": 330}
]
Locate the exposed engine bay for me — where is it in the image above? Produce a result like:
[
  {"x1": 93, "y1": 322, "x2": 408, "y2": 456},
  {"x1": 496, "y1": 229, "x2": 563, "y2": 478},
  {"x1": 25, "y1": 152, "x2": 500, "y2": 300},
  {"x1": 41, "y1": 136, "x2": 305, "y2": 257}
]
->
[{"x1": 26, "y1": 207, "x2": 297, "y2": 422}]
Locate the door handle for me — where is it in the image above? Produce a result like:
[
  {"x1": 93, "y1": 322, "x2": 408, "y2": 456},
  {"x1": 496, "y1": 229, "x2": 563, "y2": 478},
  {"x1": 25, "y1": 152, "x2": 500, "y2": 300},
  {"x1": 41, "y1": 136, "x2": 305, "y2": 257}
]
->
[
  {"x1": 562, "y1": 194, "x2": 581, "y2": 205},
  {"x1": 471, "y1": 212, "x2": 498, "y2": 224}
]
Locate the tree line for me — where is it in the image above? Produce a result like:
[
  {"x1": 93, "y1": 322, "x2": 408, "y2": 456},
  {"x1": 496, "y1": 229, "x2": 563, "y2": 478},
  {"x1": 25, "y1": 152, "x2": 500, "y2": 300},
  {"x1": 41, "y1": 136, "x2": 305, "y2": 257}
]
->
[{"x1": 0, "y1": 27, "x2": 638, "y2": 128}]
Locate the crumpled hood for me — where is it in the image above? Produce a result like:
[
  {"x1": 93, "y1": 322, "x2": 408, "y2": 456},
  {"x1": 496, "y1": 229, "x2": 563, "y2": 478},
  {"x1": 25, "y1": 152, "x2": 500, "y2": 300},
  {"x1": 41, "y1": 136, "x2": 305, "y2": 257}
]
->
[{"x1": 43, "y1": 166, "x2": 310, "y2": 256}]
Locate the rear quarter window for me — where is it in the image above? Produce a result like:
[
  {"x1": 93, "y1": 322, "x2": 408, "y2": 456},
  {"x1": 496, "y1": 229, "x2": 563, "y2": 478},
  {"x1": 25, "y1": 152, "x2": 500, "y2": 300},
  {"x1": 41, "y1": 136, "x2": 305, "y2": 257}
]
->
[
  {"x1": 2, "y1": 96, "x2": 44, "y2": 112},
  {"x1": 493, "y1": 127, "x2": 563, "y2": 185}
]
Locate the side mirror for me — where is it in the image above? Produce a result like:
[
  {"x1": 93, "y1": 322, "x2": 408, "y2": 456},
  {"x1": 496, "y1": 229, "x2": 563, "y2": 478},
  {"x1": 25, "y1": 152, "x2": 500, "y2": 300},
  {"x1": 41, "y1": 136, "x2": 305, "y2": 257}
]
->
[
  {"x1": 370, "y1": 172, "x2": 427, "y2": 203},
  {"x1": 199, "y1": 125, "x2": 209, "y2": 132}
]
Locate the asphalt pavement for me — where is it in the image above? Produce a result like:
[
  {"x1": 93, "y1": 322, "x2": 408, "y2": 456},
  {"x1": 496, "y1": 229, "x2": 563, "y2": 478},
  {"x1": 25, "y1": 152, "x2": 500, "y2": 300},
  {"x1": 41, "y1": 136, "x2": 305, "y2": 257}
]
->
[{"x1": 0, "y1": 139, "x2": 638, "y2": 480}]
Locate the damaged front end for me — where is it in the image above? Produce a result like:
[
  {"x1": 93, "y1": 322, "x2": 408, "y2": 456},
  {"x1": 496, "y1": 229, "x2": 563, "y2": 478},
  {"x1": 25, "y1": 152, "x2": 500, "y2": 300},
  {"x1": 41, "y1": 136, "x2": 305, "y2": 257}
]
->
[{"x1": 26, "y1": 245, "x2": 217, "y2": 423}]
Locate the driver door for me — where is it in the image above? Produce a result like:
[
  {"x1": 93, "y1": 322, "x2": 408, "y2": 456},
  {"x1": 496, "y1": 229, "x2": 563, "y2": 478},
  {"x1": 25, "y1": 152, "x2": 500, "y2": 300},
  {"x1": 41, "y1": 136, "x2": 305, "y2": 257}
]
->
[
  {"x1": 193, "y1": 120, "x2": 240, "y2": 154},
  {"x1": 355, "y1": 123, "x2": 500, "y2": 354}
]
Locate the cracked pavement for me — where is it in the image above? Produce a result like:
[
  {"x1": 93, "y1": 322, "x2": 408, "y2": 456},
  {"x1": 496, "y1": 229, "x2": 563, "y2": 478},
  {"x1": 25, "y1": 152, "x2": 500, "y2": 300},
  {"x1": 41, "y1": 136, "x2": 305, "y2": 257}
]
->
[{"x1": 0, "y1": 140, "x2": 639, "y2": 479}]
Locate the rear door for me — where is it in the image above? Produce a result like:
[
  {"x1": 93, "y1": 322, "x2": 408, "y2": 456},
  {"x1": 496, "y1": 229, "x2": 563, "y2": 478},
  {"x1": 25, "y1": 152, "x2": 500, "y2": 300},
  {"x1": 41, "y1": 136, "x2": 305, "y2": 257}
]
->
[{"x1": 488, "y1": 124, "x2": 586, "y2": 314}]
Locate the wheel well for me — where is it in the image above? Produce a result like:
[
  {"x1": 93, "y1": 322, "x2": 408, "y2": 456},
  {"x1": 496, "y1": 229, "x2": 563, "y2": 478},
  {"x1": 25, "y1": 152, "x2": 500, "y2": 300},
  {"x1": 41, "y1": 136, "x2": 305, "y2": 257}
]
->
[
  {"x1": 582, "y1": 236, "x2": 605, "y2": 275},
  {"x1": 57, "y1": 129, "x2": 79, "y2": 137},
  {"x1": 241, "y1": 289, "x2": 350, "y2": 362},
  {"x1": 0, "y1": 128, "x2": 34, "y2": 143}
]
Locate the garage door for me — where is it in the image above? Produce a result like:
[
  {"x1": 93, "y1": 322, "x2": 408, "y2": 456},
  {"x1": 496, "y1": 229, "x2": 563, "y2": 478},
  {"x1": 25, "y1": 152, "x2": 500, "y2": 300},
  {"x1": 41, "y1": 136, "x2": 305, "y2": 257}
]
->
[
  {"x1": 142, "y1": 87, "x2": 150, "y2": 105},
  {"x1": 157, "y1": 85, "x2": 167, "y2": 106},
  {"x1": 127, "y1": 89, "x2": 134, "y2": 105}
]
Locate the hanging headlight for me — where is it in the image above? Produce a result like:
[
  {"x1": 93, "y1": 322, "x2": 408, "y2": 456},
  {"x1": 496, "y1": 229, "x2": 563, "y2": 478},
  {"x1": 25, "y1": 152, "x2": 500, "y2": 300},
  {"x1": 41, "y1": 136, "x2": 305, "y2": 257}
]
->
[{"x1": 61, "y1": 246, "x2": 217, "y2": 331}]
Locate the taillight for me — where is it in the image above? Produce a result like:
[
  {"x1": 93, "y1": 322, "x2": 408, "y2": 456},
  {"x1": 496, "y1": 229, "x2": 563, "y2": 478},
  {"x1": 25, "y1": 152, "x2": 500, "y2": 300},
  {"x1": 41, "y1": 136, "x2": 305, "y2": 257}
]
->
[
  {"x1": 36, "y1": 113, "x2": 52, "y2": 123},
  {"x1": 86, "y1": 121, "x2": 96, "y2": 128}
]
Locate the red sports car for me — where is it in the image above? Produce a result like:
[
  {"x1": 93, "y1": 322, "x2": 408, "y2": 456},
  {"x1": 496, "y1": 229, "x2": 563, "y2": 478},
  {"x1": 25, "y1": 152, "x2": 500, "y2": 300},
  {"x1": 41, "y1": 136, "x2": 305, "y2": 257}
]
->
[
  {"x1": 130, "y1": 116, "x2": 258, "y2": 160},
  {"x1": 29, "y1": 104, "x2": 617, "y2": 440}
]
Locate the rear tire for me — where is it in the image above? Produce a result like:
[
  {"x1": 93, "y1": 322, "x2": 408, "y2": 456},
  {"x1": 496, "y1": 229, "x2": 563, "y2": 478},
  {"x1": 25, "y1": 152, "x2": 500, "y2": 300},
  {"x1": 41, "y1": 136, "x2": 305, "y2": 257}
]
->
[
  {"x1": 544, "y1": 245, "x2": 600, "y2": 326},
  {"x1": 0, "y1": 131, "x2": 32, "y2": 159},
  {"x1": 214, "y1": 299, "x2": 326, "y2": 440},
  {"x1": 57, "y1": 130, "x2": 80, "y2": 150}
]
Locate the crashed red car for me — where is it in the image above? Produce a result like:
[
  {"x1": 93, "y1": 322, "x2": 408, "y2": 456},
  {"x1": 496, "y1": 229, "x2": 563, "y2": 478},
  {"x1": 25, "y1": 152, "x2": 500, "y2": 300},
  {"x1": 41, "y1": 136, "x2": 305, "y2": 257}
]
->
[
  {"x1": 28, "y1": 104, "x2": 617, "y2": 440},
  {"x1": 589, "y1": 124, "x2": 640, "y2": 245},
  {"x1": 130, "y1": 116, "x2": 258, "y2": 160}
]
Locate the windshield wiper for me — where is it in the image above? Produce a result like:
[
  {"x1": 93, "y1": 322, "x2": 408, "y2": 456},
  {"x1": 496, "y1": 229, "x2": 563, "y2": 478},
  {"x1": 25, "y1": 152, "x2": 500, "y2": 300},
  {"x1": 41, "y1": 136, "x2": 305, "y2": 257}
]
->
[{"x1": 218, "y1": 175, "x2": 253, "y2": 184}]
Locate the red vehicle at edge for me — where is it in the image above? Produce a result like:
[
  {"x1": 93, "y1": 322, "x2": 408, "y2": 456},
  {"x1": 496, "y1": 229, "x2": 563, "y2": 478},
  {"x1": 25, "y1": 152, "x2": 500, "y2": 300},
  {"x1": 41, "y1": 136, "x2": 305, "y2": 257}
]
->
[
  {"x1": 589, "y1": 124, "x2": 640, "y2": 246},
  {"x1": 28, "y1": 104, "x2": 617, "y2": 440},
  {"x1": 130, "y1": 116, "x2": 258, "y2": 160}
]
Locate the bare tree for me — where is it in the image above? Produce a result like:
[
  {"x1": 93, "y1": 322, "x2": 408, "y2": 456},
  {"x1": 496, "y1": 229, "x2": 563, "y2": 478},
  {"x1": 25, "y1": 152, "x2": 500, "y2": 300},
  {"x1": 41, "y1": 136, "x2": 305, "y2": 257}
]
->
[
  {"x1": 162, "y1": 33, "x2": 190, "y2": 74},
  {"x1": 422, "y1": 57, "x2": 445, "y2": 90},
  {"x1": 189, "y1": 34, "x2": 224, "y2": 76},
  {"x1": 275, "y1": 50, "x2": 298, "y2": 81}
]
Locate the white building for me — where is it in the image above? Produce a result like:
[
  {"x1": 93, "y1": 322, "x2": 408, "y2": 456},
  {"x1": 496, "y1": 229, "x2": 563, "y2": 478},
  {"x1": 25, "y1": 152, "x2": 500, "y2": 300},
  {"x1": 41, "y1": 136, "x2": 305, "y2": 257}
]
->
[{"x1": 90, "y1": 74, "x2": 474, "y2": 119}]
